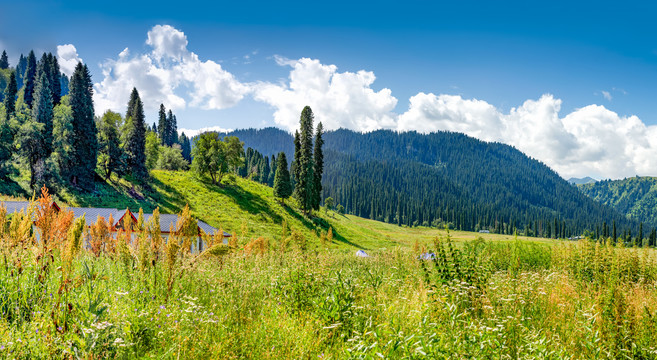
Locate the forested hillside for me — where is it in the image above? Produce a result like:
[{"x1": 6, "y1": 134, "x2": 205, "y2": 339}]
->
[
  {"x1": 578, "y1": 176, "x2": 657, "y2": 228},
  {"x1": 228, "y1": 127, "x2": 638, "y2": 238}
]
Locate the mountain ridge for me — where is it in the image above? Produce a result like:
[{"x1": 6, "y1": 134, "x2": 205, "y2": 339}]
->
[{"x1": 226, "y1": 127, "x2": 639, "y2": 237}]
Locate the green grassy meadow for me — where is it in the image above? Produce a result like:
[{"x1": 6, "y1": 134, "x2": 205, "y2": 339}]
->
[{"x1": 2, "y1": 172, "x2": 657, "y2": 358}]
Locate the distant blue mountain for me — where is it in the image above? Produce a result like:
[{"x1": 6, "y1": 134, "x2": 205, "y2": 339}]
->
[{"x1": 568, "y1": 177, "x2": 597, "y2": 185}]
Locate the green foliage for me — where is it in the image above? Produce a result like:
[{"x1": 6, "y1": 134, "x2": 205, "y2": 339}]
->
[
  {"x1": 294, "y1": 106, "x2": 315, "y2": 213},
  {"x1": 223, "y1": 136, "x2": 245, "y2": 172},
  {"x1": 52, "y1": 99, "x2": 74, "y2": 180},
  {"x1": 23, "y1": 51, "x2": 37, "y2": 108},
  {"x1": 312, "y1": 122, "x2": 324, "y2": 211},
  {"x1": 178, "y1": 132, "x2": 192, "y2": 162},
  {"x1": 192, "y1": 132, "x2": 243, "y2": 185},
  {"x1": 15, "y1": 118, "x2": 47, "y2": 189},
  {"x1": 68, "y1": 63, "x2": 97, "y2": 189},
  {"x1": 273, "y1": 151, "x2": 292, "y2": 201},
  {"x1": 229, "y1": 127, "x2": 636, "y2": 236},
  {"x1": 157, "y1": 103, "x2": 166, "y2": 144},
  {"x1": 96, "y1": 110, "x2": 124, "y2": 180},
  {"x1": 122, "y1": 88, "x2": 147, "y2": 179},
  {"x1": 157, "y1": 144, "x2": 189, "y2": 171},
  {"x1": 579, "y1": 176, "x2": 657, "y2": 230},
  {"x1": 31, "y1": 70, "x2": 53, "y2": 154},
  {"x1": 0, "y1": 50, "x2": 8, "y2": 69},
  {"x1": 145, "y1": 131, "x2": 160, "y2": 170},
  {"x1": 324, "y1": 196, "x2": 334, "y2": 213},
  {"x1": 2, "y1": 70, "x2": 17, "y2": 119}
]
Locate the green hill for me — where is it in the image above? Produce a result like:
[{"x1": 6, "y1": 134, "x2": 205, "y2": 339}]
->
[
  {"x1": 1, "y1": 169, "x2": 551, "y2": 249},
  {"x1": 228, "y1": 127, "x2": 636, "y2": 237},
  {"x1": 578, "y1": 176, "x2": 657, "y2": 228}
]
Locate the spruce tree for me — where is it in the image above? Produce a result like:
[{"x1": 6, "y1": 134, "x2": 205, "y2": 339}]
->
[
  {"x1": 179, "y1": 132, "x2": 192, "y2": 162},
  {"x1": 292, "y1": 130, "x2": 301, "y2": 185},
  {"x1": 273, "y1": 152, "x2": 292, "y2": 203},
  {"x1": 268, "y1": 154, "x2": 276, "y2": 186},
  {"x1": 0, "y1": 114, "x2": 14, "y2": 178},
  {"x1": 23, "y1": 51, "x2": 37, "y2": 108},
  {"x1": 60, "y1": 73, "x2": 69, "y2": 97},
  {"x1": 0, "y1": 71, "x2": 15, "y2": 176},
  {"x1": 32, "y1": 70, "x2": 54, "y2": 154},
  {"x1": 0, "y1": 50, "x2": 8, "y2": 69},
  {"x1": 612, "y1": 220, "x2": 617, "y2": 244},
  {"x1": 3, "y1": 71, "x2": 17, "y2": 120},
  {"x1": 294, "y1": 106, "x2": 315, "y2": 213},
  {"x1": 311, "y1": 122, "x2": 324, "y2": 210},
  {"x1": 15, "y1": 54, "x2": 26, "y2": 90},
  {"x1": 164, "y1": 109, "x2": 177, "y2": 146},
  {"x1": 122, "y1": 88, "x2": 148, "y2": 178},
  {"x1": 170, "y1": 113, "x2": 178, "y2": 145},
  {"x1": 69, "y1": 63, "x2": 97, "y2": 188},
  {"x1": 47, "y1": 53, "x2": 61, "y2": 105},
  {"x1": 158, "y1": 104, "x2": 166, "y2": 143}
]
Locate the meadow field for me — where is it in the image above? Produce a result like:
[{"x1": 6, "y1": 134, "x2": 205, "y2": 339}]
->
[{"x1": 1, "y1": 188, "x2": 657, "y2": 359}]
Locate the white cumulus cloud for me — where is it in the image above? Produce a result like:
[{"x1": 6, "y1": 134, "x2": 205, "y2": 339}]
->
[
  {"x1": 253, "y1": 57, "x2": 398, "y2": 132},
  {"x1": 94, "y1": 25, "x2": 249, "y2": 115},
  {"x1": 397, "y1": 93, "x2": 657, "y2": 179},
  {"x1": 57, "y1": 44, "x2": 83, "y2": 77},
  {"x1": 178, "y1": 126, "x2": 233, "y2": 138}
]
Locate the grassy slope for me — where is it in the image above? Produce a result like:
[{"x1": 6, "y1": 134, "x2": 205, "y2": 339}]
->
[{"x1": 2, "y1": 169, "x2": 554, "y2": 249}]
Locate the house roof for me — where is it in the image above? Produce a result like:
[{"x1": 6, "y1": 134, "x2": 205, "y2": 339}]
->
[
  {"x1": 0, "y1": 201, "x2": 231, "y2": 237},
  {"x1": 68, "y1": 207, "x2": 124, "y2": 227},
  {"x1": 0, "y1": 201, "x2": 32, "y2": 214},
  {"x1": 142, "y1": 213, "x2": 230, "y2": 237}
]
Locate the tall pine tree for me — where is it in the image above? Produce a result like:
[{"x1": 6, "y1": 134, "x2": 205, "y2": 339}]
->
[
  {"x1": 3, "y1": 71, "x2": 17, "y2": 120},
  {"x1": 165, "y1": 109, "x2": 177, "y2": 146},
  {"x1": 294, "y1": 106, "x2": 315, "y2": 213},
  {"x1": 15, "y1": 54, "x2": 27, "y2": 90},
  {"x1": 0, "y1": 50, "x2": 8, "y2": 69},
  {"x1": 69, "y1": 63, "x2": 97, "y2": 188},
  {"x1": 122, "y1": 88, "x2": 148, "y2": 178},
  {"x1": 158, "y1": 104, "x2": 166, "y2": 143},
  {"x1": 46, "y1": 53, "x2": 61, "y2": 105},
  {"x1": 23, "y1": 51, "x2": 37, "y2": 108},
  {"x1": 179, "y1": 132, "x2": 192, "y2": 162},
  {"x1": 60, "y1": 73, "x2": 69, "y2": 97},
  {"x1": 273, "y1": 152, "x2": 292, "y2": 203},
  {"x1": 312, "y1": 122, "x2": 324, "y2": 210},
  {"x1": 0, "y1": 71, "x2": 15, "y2": 177},
  {"x1": 292, "y1": 130, "x2": 301, "y2": 185},
  {"x1": 32, "y1": 70, "x2": 54, "y2": 154}
]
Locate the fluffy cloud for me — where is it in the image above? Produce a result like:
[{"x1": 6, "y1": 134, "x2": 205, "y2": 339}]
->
[
  {"x1": 397, "y1": 93, "x2": 657, "y2": 179},
  {"x1": 57, "y1": 44, "x2": 83, "y2": 76},
  {"x1": 94, "y1": 25, "x2": 249, "y2": 115},
  {"x1": 253, "y1": 57, "x2": 398, "y2": 132},
  {"x1": 81, "y1": 24, "x2": 657, "y2": 179},
  {"x1": 178, "y1": 126, "x2": 233, "y2": 138}
]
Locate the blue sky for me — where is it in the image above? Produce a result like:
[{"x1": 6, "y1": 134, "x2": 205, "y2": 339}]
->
[{"x1": 1, "y1": 0, "x2": 657, "y2": 179}]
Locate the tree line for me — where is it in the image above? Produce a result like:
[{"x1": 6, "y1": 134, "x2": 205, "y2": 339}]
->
[
  {"x1": 221, "y1": 127, "x2": 649, "y2": 242},
  {"x1": 0, "y1": 49, "x2": 193, "y2": 191}
]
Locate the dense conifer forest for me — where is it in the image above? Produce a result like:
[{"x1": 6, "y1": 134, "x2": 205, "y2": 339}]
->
[
  {"x1": 228, "y1": 127, "x2": 644, "y2": 241},
  {"x1": 579, "y1": 176, "x2": 657, "y2": 229}
]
